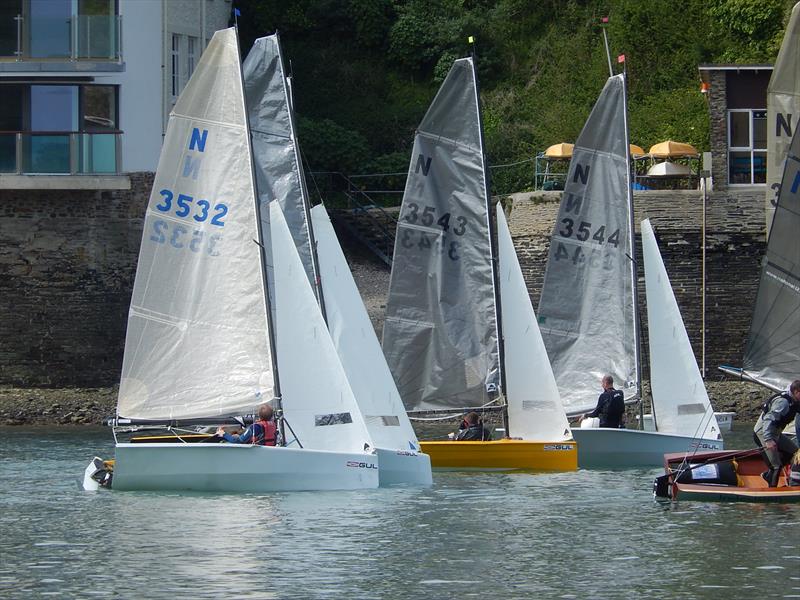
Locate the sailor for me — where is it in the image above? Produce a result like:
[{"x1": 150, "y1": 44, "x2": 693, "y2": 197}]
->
[
  {"x1": 753, "y1": 380, "x2": 800, "y2": 487},
  {"x1": 216, "y1": 403, "x2": 278, "y2": 446},
  {"x1": 454, "y1": 412, "x2": 493, "y2": 441},
  {"x1": 580, "y1": 374, "x2": 625, "y2": 428}
]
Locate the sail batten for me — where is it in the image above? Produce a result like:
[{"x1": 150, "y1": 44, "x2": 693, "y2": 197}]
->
[
  {"x1": 537, "y1": 75, "x2": 638, "y2": 415},
  {"x1": 382, "y1": 57, "x2": 500, "y2": 413}
]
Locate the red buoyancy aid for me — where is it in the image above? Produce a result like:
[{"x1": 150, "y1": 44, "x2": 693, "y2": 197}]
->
[{"x1": 253, "y1": 419, "x2": 277, "y2": 446}]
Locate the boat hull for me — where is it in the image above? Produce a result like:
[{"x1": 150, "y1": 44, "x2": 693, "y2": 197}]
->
[
  {"x1": 572, "y1": 427, "x2": 723, "y2": 469},
  {"x1": 418, "y1": 439, "x2": 577, "y2": 471},
  {"x1": 659, "y1": 450, "x2": 800, "y2": 503},
  {"x1": 375, "y1": 448, "x2": 433, "y2": 486},
  {"x1": 111, "y1": 443, "x2": 380, "y2": 492}
]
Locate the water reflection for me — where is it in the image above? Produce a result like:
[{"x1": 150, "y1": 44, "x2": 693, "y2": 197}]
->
[{"x1": 1, "y1": 425, "x2": 799, "y2": 598}]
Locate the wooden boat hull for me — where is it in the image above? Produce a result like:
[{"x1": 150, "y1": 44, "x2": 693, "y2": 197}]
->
[
  {"x1": 572, "y1": 427, "x2": 723, "y2": 469},
  {"x1": 658, "y1": 450, "x2": 800, "y2": 503},
  {"x1": 111, "y1": 443, "x2": 380, "y2": 492},
  {"x1": 418, "y1": 439, "x2": 577, "y2": 471}
]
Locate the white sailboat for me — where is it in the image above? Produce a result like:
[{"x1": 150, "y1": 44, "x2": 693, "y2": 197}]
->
[
  {"x1": 242, "y1": 34, "x2": 431, "y2": 486},
  {"x1": 538, "y1": 74, "x2": 722, "y2": 468},
  {"x1": 82, "y1": 28, "x2": 380, "y2": 492},
  {"x1": 381, "y1": 55, "x2": 576, "y2": 471}
]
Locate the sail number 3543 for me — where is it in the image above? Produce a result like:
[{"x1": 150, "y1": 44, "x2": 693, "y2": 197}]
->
[{"x1": 402, "y1": 202, "x2": 468, "y2": 261}]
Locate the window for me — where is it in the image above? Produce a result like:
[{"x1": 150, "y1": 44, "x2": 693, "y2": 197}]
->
[
  {"x1": 187, "y1": 36, "x2": 197, "y2": 81},
  {"x1": 171, "y1": 34, "x2": 180, "y2": 100},
  {"x1": 728, "y1": 109, "x2": 766, "y2": 185},
  {"x1": 0, "y1": 83, "x2": 118, "y2": 174}
]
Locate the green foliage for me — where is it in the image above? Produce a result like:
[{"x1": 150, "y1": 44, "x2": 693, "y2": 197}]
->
[{"x1": 239, "y1": 0, "x2": 793, "y2": 197}]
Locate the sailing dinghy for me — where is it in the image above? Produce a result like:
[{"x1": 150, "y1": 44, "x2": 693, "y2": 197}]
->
[
  {"x1": 381, "y1": 56, "x2": 576, "y2": 471},
  {"x1": 82, "y1": 28, "x2": 380, "y2": 492},
  {"x1": 537, "y1": 74, "x2": 722, "y2": 468},
  {"x1": 243, "y1": 34, "x2": 431, "y2": 486}
]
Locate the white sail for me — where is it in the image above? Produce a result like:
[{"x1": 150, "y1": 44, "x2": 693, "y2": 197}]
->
[
  {"x1": 766, "y1": 2, "x2": 800, "y2": 235},
  {"x1": 641, "y1": 219, "x2": 720, "y2": 440},
  {"x1": 496, "y1": 205, "x2": 572, "y2": 441},
  {"x1": 117, "y1": 28, "x2": 273, "y2": 420},
  {"x1": 270, "y1": 202, "x2": 373, "y2": 453},
  {"x1": 310, "y1": 205, "x2": 421, "y2": 451}
]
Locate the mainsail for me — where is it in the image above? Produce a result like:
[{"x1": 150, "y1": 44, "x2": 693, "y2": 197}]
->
[
  {"x1": 537, "y1": 74, "x2": 639, "y2": 416},
  {"x1": 382, "y1": 57, "x2": 501, "y2": 412},
  {"x1": 496, "y1": 205, "x2": 571, "y2": 441},
  {"x1": 766, "y1": 2, "x2": 800, "y2": 236},
  {"x1": 741, "y1": 124, "x2": 800, "y2": 391},
  {"x1": 117, "y1": 28, "x2": 273, "y2": 420},
  {"x1": 642, "y1": 219, "x2": 720, "y2": 440},
  {"x1": 243, "y1": 34, "x2": 318, "y2": 294}
]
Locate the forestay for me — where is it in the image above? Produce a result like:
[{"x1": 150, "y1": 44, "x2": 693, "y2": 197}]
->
[
  {"x1": 243, "y1": 34, "x2": 317, "y2": 292},
  {"x1": 382, "y1": 57, "x2": 500, "y2": 412},
  {"x1": 742, "y1": 125, "x2": 800, "y2": 392},
  {"x1": 311, "y1": 205, "x2": 420, "y2": 450},
  {"x1": 537, "y1": 75, "x2": 638, "y2": 415},
  {"x1": 766, "y1": 2, "x2": 800, "y2": 236},
  {"x1": 641, "y1": 219, "x2": 720, "y2": 440},
  {"x1": 496, "y1": 206, "x2": 571, "y2": 441},
  {"x1": 117, "y1": 28, "x2": 273, "y2": 421},
  {"x1": 269, "y1": 203, "x2": 372, "y2": 453}
]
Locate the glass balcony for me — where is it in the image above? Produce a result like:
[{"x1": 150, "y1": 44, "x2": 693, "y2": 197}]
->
[
  {"x1": 0, "y1": 14, "x2": 121, "y2": 61},
  {"x1": 0, "y1": 131, "x2": 121, "y2": 174}
]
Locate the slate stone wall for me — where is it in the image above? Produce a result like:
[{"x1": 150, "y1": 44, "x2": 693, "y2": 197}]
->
[
  {"x1": 0, "y1": 180, "x2": 768, "y2": 387},
  {"x1": 507, "y1": 188, "x2": 765, "y2": 380},
  {"x1": 0, "y1": 174, "x2": 151, "y2": 386}
]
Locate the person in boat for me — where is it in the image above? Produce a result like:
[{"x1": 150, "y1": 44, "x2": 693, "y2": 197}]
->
[
  {"x1": 454, "y1": 412, "x2": 493, "y2": 441},
  {"x1": 789, "y1": 450, "x2": 800, "y2": 487},
  {"x1": 215, "y1": 403, "x2": 278, "y2": 446},
  {"x1": 753, "y1": 380, "x2": 800, "y2": 487},
  {"x1": 580, "y1": 375, "x2": 625, "y2": 428}
]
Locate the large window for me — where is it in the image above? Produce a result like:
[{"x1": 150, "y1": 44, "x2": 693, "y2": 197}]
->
[
  {"x1": 0, "y1": 83, "x2": 119, "y2": 174},
  {"x1": 728, "y1": 109, "x2": 766, "y2": 185}
]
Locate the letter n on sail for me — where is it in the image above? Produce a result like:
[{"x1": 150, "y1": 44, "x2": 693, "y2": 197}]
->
[
  {"x1": 777, "y1": 113, "x2": 793, "y2": 138},
  {"x1": 573, "y1": 163, "x2": 590, "y2": 185},
  {"x1": 415, "y1": 154, "x2": 432, "y2": 176}
]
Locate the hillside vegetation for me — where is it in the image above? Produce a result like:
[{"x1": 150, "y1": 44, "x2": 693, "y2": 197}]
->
[{"x1": 239, "y1": 0, "x2": 792, "y2": 195}]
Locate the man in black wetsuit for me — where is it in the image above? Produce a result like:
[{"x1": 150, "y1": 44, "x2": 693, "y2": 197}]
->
[
  {"x1": 454, "y1": 412, "x2": 493, "y2": 441},
  {"x1": 580, "y1": 374, "x2": 625, "y2": 428},
  {"x1": 753, "y1": 380, "x2": 800, "y2": 487}
]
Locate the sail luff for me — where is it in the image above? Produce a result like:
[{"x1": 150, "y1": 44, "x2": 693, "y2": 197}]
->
[{"x1": 236, "y1": 28, "x2": 282, "y2": 407}]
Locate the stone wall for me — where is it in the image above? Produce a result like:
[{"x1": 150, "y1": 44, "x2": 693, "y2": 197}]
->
[
  {"x1": 0, "y1": 174, "x2": 151, "y2": 386},
  {"x1": 507, "y1": 188, "x2": 765, "y2": 380},
  {"x1": 0, "y1": 180, "x2": 768, "y2": 387}
]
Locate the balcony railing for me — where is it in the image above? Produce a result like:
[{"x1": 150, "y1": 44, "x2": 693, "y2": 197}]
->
[
  {"x1": 0, "y1": 131, "x2": 122, "y2": 174},
  {"x1": 1, "y1": 14, "x2": 122, "y2": 61}
]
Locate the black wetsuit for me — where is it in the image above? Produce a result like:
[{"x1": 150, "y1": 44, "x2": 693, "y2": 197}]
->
[{"x1": 586, "y1": 388, "x2": 625, "y2": 428}]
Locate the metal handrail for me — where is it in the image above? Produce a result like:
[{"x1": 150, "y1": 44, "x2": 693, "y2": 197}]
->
[
  {"x1": 0, "y1": 130, "x2": 123, "y2": 175},
  {"x1": 4, "y1": 13, "x2": 122, "y2": 61}
]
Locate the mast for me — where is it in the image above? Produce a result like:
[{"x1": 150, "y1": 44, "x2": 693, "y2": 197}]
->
[
  {"x1": 235, "y1": 26, "x2": 285, "y2": 440},
  {"x1": 621, "y1": 71, "x2": 644, "y2": 430},
  {"x1": 276, "y1": 32, "x2": 328, "y2": 322},
  {"x1": 470, "y1": 38, "x2": 508, "y2": 434}
]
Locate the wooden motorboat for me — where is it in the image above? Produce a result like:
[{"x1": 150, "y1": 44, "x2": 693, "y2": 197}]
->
[{"x1": 654, "y1": 449, "x2": 800, "y2": 502}]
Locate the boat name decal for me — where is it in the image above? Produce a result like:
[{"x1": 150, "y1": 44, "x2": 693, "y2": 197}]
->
[
  {"x1": 346, "y1": 461, "x2": 378, "y2": 470},
  {"x1": 543, "y1": 444, "x2": 574, "y2": 451}
]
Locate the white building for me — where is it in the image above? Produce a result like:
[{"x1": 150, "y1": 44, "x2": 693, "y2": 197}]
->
[{"x1": 0, "y1": 0, "x2": 231, "y2": 188}]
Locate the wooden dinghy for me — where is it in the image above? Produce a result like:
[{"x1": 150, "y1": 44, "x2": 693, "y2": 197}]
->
[{"x1": 654, "y1": 449, "x2": 800, "y2": 502}]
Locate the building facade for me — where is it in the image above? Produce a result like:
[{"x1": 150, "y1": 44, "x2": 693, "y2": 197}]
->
[{"x1": 0, "y1": 0, "x2": 231, "y2": 187}]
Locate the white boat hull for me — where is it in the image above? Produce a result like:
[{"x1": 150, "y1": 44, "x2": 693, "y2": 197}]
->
[
  {"x1": 571, "y1": 428, "x2": 723, "y2": 469},
  {"x1": 111, "y1": 443, "x2": 380, "y2": 492},
  {"x1": 375, "y1": 448, "x2": 433, "y2": 486}
]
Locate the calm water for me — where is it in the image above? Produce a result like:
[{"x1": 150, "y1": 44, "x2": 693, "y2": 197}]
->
[{"x1": 1, "y1": 424, "x2": 799, "y2": 599}]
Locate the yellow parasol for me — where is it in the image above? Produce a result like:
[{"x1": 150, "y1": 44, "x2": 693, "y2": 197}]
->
[
  {"x1": 648, "y1": 140, "x2": 699, "y2": 158},
  {"x1": 544, "y1": 143, "x2": 574, "y2": 158}
]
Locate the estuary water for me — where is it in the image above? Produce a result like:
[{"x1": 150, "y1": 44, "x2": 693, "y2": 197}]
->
[{"x1": 1, "y1": 424, "x2": 799, "y2": 599}]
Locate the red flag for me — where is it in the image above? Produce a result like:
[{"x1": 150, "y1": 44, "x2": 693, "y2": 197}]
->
[{"x1": 617, "y1": 54, "x2": 626, "y2": 63}]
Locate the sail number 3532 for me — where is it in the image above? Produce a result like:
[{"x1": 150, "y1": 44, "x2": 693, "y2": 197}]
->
[{"x1": 155, "y1": 188, "x2": 228, "y2": 226}]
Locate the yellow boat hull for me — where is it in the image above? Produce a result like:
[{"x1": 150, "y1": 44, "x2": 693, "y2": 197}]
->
[{"x1": 419, "y1": 438, "x2": 577, "y2": 471}]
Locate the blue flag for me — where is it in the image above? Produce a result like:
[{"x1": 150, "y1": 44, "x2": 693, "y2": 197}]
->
[{"x1": 234, "y1": 8, "x2": 241, "y2": 17}]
